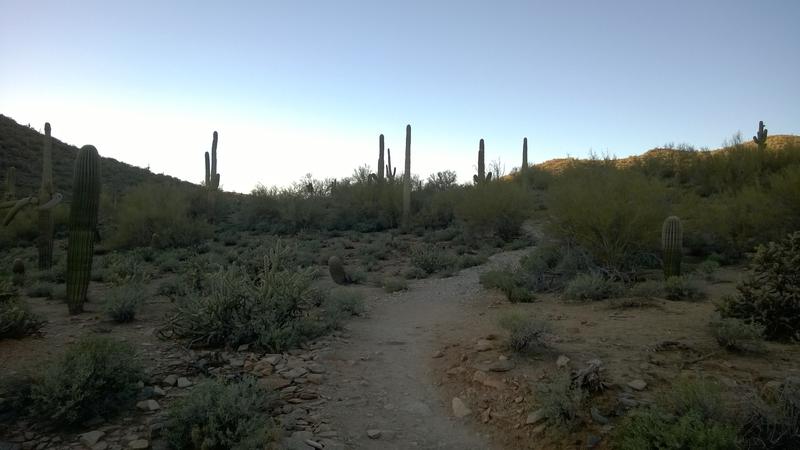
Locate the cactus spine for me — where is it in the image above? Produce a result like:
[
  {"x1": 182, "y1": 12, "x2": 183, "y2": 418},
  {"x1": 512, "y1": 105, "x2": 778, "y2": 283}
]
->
[
  {"x1": 473, "y1": 139, "x2": 492, "y2": 184},
  {"x1": 38, "y1": 122, "x2": 55, "y2": 269},
  {"x1": 661, "y1": 216, "x2": 683, "y2": 279},
  {"x1": 66, "y1": 145, "x2": 101, "y2": 314},
  {"x1": 402, "y1": 125, "x2": 411, "y2": 227},
  {"x1": 753, "y1": 120, "x2": 768, "y2": 150}
]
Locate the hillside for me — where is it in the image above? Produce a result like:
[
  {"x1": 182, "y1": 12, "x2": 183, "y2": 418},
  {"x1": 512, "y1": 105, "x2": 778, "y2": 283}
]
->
[{"x1": 0, "y1": 114, "x2": 196, "y2": 200}]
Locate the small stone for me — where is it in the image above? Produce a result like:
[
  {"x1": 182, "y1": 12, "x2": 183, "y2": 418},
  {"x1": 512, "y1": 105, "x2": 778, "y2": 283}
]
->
[
  {"x1": 152, "y1": 386, "x2": 166, "y2": 397},
  {"x1": 128, "y1": 440, "x2": 149, "y2": 449},
  {"x1": 264, "y1": 354, "x2": 282, "y2": 365},
  {"x1": 526, "y1": 409, "x2": 546, "y2": 425},
  {"x1": 305, "y1": 440, "x2": 324, "y2": 449},
  {"x1": 590, "y1": 407, "x2": 609, "y2": 424},
  {"x1": 556, "y1": 355, "x2": 570, "y2": 368},
  {"x1": 366, "y1": 430, "x2": 381, "y2": 439},
  {"x1": 79, "y1": 431, "x2": 105, "y2": 447},
  {"x1": 451, "y1": 397, "x2": 472, "y2": 418},
  {"x1": 162, "y1": 375, "x2": 177, "y2": 386},
  {"x1": 176, "y1": 377, "x2": 192, "y2": 388},
  {"x1": 432, "y1": 350, "x2": 444, "y2": 358},
  {"x1": 91, "y1": 442, "x2": 109, "y2": 450},
  {"x1": 475, "y1": 340, "x2": 493, "y2": 352},
  {"x1": 472, "y1": 370, "x2": 504, "y2": 389},
  {"x1": 532, "y1": 423, "x2": 547, "y2": 435},
  {"x1": 237, "y1": 344, "x2": 250, "y2": 352},
  {"x1": 283, "y1": 367, "x2": 308, "y2": 379},
  {"x1": 488, "y1": 359, "x2": 515, "y2": 372},
  {"x1": 136, "y1": 400, "x2": 160, "y2": 411},
  {"x1": 627, "y1": 379, "x2": 647, "y2": 391}
]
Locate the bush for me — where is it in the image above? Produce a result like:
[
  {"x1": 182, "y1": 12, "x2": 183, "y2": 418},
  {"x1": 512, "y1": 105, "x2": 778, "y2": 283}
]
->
[
  {"x1": 25, "y1": 282, "x2": 54, "y2": 299},
  {"x1": 518, "y1": 242, "x2": 594, "y2": 292},
  {"x1": 382, "y1": 277, "x2": 408, "y2": 293},
  {"x1": 410, "y1": 245, "x2": 456, "y2": 275},
  {"x1": 480, "y1": 270, "x2": 535, "y2": 303},
  {"x1": 455, "y1": 182, "x2": 530, "y2": 241},
  {"x1": 30, "y1": 336, "x2": 143, "y2": 425},
  {"x1": 741, "y1": 378, "x2": 800, "y2": 449},
  {"x1": 164, "y1": 377, "x2": 279, "y2": 450},
  {"x1": 614, "y1": 378, "x2": 738, "y2": 450},
  {"x1": 110, "y1": 182, "x2": 213, "y2": 249},
  {"x1": 563, "y1": 273, "x2": 623, "y2": 301},
  {"x1": 325, "y1": 289, "x2": 365, "y2": 318},
  {"x1": 105, "y1": 284, "x2": 146, "y2": 323},
  {"x1": 498, "y1": 312, "x2": 549, "y2": 352},
  {"x1": 0, "y1": 298, "x2": 45, "y2": 339},
  {"x1": 710, "y1": 317, "x2": 765, "y2": 353},
  {"x1": 719, "y1": 232, "x2": 800, "y2": 341},
  {"x1": 626, "y1": 280, "x2": 665, "y2": 299},
  {"x1": 103, "y1": 253, "x2": 153, "y2": 286},
  {"x1": 694, "y1": 259, "x2": 721, "y2": 280},
  {"x1": 663, "y1": 276, "x2": 706, "y2": 301},
  {"x1": 539, "y1": 371, "x2": 583, "y2": 427}
]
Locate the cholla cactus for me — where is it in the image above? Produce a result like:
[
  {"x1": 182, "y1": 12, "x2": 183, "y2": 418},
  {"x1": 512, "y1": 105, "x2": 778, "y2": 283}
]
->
[
  {"x1": 662, "y1": 216, "x2": 683, "y2": 279},
  {"x1": 473, "y1": 139, "x2": 492, "y2": 184},
  {"x1": 753, "y1": 120, "x2": 768, "y2": 150},
  {"x1": 66, "y1": 145, "x2": 101, "y2": 314}
]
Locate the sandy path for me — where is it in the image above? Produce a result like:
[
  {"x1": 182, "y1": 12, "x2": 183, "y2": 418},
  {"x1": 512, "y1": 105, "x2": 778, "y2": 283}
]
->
[{"x1": 316, "y1": 249, "x2": 526, "y2": 449}]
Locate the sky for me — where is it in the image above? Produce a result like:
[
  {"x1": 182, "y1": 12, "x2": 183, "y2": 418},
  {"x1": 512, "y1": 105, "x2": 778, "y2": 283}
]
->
[{"x1": 1, "y1": 0, "x2": 798, "y2": 193}]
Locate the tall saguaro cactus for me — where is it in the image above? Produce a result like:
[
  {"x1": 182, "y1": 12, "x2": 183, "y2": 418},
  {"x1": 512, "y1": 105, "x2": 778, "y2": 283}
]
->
[
  {"x1": 473, "y1": 139, "x2": 492, "y2": 184},
  {"x1": 661, "y1": 216, "x2": 683, "y2": 279},
  {"x1": 66, "y1": 145, "x2": 101, "y2": 315},
  {"x1": 402, "y1": 125, "x2": 411, "y2": 227},
  {"x1": 521, "y1": 137, "x2": 529, "y2": 188},
  {"x1": 753, "y1": 120, "x2": 768, "y2": 150},
  {"x1": 385, "y1": 148, "x2": 396, "y2": 181},
  {"x1": 205, "y1": 131, "x2": 220, "y2": 190},
  {"x1": 38, "y1": 123, "x2": 55, "y2": 269},
  {"x1": 378, "y1": 134, "x2": 385, "y2": 181}
]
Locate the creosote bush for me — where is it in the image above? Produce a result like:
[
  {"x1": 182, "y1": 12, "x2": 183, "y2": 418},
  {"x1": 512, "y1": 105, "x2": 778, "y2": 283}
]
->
[
  {"x1": 30, "y1": 335, "x2": 143, "y2": 426},
  {"x1": 455, "y1": 181, "x2": 530, "y2": 241},
  {"x1": 480, "y1": 269, "x2": 536, "y2": 303},
  {"x1": 410, "y1": 244, "x2": 456, "y2": 275},
  {"x1": 0, "y1": 297, "x2": 45, "y2": 339},
  {"x1": 382, "y1": 277, "x2": 408, "y2": 293},
  {"x1": 498, "y1": 312, "x2": 549, "y2": 352},
  {"x1": 164, "y1": 377, "x2": 280, "y2": 450},
  {"x1": 719, "y1": 232, "x2": 800, "y2": 341},
  {"x1": 663, "y1": 276, "x2": 706, "y2": 301},
  {"x1": 105, "y1": 283, "x2": 145, "y2": 323},
  {"x1": 710, "y1": 317, "x2": 765, "y2": 353},
  {"x1": 562, "y1": 273, "x2": 624, "y2": 301}
]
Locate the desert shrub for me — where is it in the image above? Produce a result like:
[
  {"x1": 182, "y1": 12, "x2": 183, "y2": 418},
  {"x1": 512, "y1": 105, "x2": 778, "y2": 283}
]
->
[
  {"x1": 455, "y1": 182, "x2": 530, "y2": 241},
  {"x1": 740, "y1": 378, "x2": 800, "y2": 449},
  {"x1": 403, "y1": 266, "x2": 428, "y2": 279},
  {"x1": 110, "y1": 182, "x2": 213, "y2": 249},
  {"x1": 719, "y1": 232, "x2": 800, "y2": 341},
  {"x1": 518, "y1": 242, "x2": 594, "y2": 292},
  {"x1": 105, "y1": 284, "x2": 146, "y2": 323},
  {"x1": 158, "y1": 278, "x2": 188, "y2": 299},
  {"x1": 548, "y1": 164, "x2": 668, "y2": 272},
  {"x1": 626, "y1": 280, "x2": 665, "y2": 299},
  {"x1": 325, "y1": 289, "x2": 365, "y2": 318},
  {"x1": 164, "y1": 377, "x2": 279, "y2": 450},
  {"x1": 480, "y1": 270, "x2": 535, "y2": 303},
  {"x1": 562, "y1": 273, "x2": 624, "y2": 301},
  {"x1": 498, "y1": 312, "x2": 549, "y2": 352},
  {"x1": 410, "y1": 245, "x2": 456, "y2": 275},
  {"x1": 539, "y1": 371, "x2": 583, "y2": 427},
  {"x1": 710, "y1": 317, "x2": 765, "y2": 353},
  {"x1": 30, "y1": 336, "x2": 143, "y2": 425},
  {"x1": 614, "y1": 379, "x2": 738, "y2": 450},
  {"x1": 25, "y1": 282, "x2": 54, "y2": 298},
  {"x1": 382, "y1": 277, "x2": 408, "y2": 293},
  {"x1": 162, "y1": 248, "x2": 334, "y2": 352},
  {"x1": 663, "y1": 276, "x2": 706, "y2": 301},
  {"x1": 457, "y1": 253, "x2": 489, "y2": 269},
  {"x1": 104, "y1": 253, "x2": 153, "y2": 285},
  {"x1": 694, "y1": 259, "x2": 721, "y2": 280},
  {"x1": 0, "y1": 298, "x2": 45, "y2": 339}
]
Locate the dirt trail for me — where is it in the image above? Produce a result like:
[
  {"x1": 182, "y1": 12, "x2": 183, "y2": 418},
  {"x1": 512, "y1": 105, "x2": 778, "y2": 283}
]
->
[{"x1": 317, "y1": 249, "x2": 527, "y2": 450}]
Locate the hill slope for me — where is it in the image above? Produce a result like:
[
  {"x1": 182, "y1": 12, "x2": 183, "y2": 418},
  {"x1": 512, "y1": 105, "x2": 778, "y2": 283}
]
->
[{"x1": 0, "y1": 114, "x2": 196, "y2": 200}]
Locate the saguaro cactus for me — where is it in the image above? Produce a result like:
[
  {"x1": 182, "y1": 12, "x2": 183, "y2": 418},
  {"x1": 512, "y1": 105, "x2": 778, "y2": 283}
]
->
[
  {"x1": 753, "y1": 120, "x2": 768, "y2": 150},
  {"x1": 402, "y1": 125, "x2": 411, "y2": 227},
  {"x1": 66, "y1": 145, "x2": 101, "y2": 314},
  {"x1": 661, "y1": 216, "x2": 683, "y2": 279},
  {"x1": 521, "y1": 137, "x2": 528, "y2": 188},
  {"x1": 38, "y1": 122, "x2": 55, "y2": 269},
  {"x1": 385, "y1": 148, "x2": 397, "y2": 181},
  {"x1": 369, "y1": 134, "x2": 387, "y2": 183},
  {"x1": 473, "y1": 139, "x2": 492, "y2": 184},
  {"x1": 205, "y1": 131, "x2": 220, "y2": 190}
]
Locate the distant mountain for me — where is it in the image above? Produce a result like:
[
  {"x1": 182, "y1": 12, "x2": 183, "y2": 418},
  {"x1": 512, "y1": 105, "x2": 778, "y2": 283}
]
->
[{"x1": 0, "y1": 114, "x2": 196, "y2": 200}]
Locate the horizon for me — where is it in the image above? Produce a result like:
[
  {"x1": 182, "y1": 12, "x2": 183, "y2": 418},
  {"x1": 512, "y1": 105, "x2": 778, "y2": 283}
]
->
[{"x1": 2, "y1": 0, "x2": 799, "y2": 193}]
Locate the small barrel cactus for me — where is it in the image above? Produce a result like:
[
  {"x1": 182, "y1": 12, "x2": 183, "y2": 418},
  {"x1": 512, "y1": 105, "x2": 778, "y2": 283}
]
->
[
  {"x1": 662, "y1": 216, "x2": 683, "y2": 279},
  {"x1": 328, "y1": 256, "x2": 351, "y2": 285},
  {"x1": 66, "y1": 145, "x2": 101, "y2": 314}
]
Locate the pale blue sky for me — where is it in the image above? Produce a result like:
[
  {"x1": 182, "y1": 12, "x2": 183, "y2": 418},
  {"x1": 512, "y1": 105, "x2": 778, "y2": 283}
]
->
[{"x1": 1, "y1": 0, "x2": 798, "y2": 192}]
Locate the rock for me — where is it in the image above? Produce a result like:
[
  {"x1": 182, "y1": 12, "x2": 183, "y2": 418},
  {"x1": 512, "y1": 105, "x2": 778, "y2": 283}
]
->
[
  {"x1": 451, "y1": 397, "x2": 472, "y2": 418},
  {"x1": 556, "y1": 355, "x2": 570, "y2": 368},
  {"x1": 590, "y1": 407, "x2": 609, "y2": 424},
  {"x1": 176, "y1": 377, "x2": 192, "y2": 388},
  {"x1": 264, "y1": 354, "x2": 282, "y2": 365},
  {"x1": 627, "y1": 379, "x2": 647, "y2": 391},
  {"x1": 283, "y1": 367, "x2": 308, "y2": 379},
  {"x1": 128, "y1": 440, "x2": 149, "y2": 449},
  {"x1": 79, "y1": 431, "x2": 105, "y2": 447},
  {"x1": 152, "y1": 386, "x2": 166, "y2": 397},
  {"x1": 366, "y1": 429, "x2": 381, "y2": 439},
  {"x1": 259, "y1": 376, "x2": 292, "y2": 391},
  {"x1": 237, "y1": 344, "x2": 250, "y2": 352},
  {"x1": 475, "y1": 340, "x2": 493, "y2": 352},
  {"x1": 472, "y1": 370, "x2": 504, "y2": 389},
  {"x1": 432, "y1": 350, "x2": 444, "y2": 358},
  {"x1": 162, "y1": 375, "x2": 177, "y2": 386},
  {"x1": 532, "y1": 423, "x2": 547, "y2": 435},
  {"x1": 305, "y1": 440, "x2": 324, "y2": 449},
  {"x1": 618, "y1": 397, "x2": 638, "y2": 408},
  {"x1": 91, "y1": 442, "x2": 109, "y2": 450},
  {"x1": 136, "y1": 400, "x2": 160, "y2": 411},
  {"x1": 307, "y1": 364, "x2": 325, "y2": 374},
  {"x1": 306, "y1": 374, "x2": 324, "y2": 384},
  {"x1": 488, "y1": 359, "x2": 515, "y2": 372},
  {"x1": 526, "y1": 409, "x2": 546, "y2": 425}
]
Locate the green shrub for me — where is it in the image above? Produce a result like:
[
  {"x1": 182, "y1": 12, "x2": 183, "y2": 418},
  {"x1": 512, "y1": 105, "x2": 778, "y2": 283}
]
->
[
  {"x1": 0, "y1": 298, "x2": 45, "y2": 339},
  {"x1": 710, "y1": 317, "x2": 765, "y2": 353},
  {"x1": 104, "y1": 252, "x2": 153, "y2": 285},
  {"x1": 30, "y1": 336, "x2": 143, "y2": 425},
  {"x1": 498, "y1": 312, "x2": 549, "y2": 352},
  {"x1": 518, "y1": 242, "x2": 594, "y2": 292},
  {"x1": 480, "y1": 270, "x2": 536, "y2": 303},
  {"x1": 325, "y1": 289, "x2": 365, "y2": 318},
  {"x1": 105, "y1": 284, "x2": 145, "y2": 323},
  {"x1": 455, "y1": 182, "x2": 530, "y2": 241},
  {"x1": 664, "y1": 276, "x2": 706, "y2": 301},
  {"x1": 110, "y1": 182, "x2": 213, "y2": 249},
  {"x1": 539, "y1": 371, "x2": 583, "y2": 427},
  {"x1": 25, "y1": 282, "x2": 54, "y2": 298},
  {"x1": 164, "y1": 377, "x2": 279, "y2": 450},
  {"x1": 382, "y1": 277, "x2": 408, "y2": 293},
  {"x1": 626, "y1": 280, "x2": 665, "y2": 299},
  {"x1": 740, "y1": 378, "x2": 800, "y2": 449},
  {"x1": 563, "y1": 273, "x2": 623, "y2": 301},
  {"x1": 457, "y1": 253, "x2": 489, "y2": 269},
  {"x1": 410, "y1": 245, "x2": 456, "y2": 275},
  {"x1": 719, "y1": 232, "x2": 800, "y2": 341},
  {"x1": 694, "y1": 259, "x2": 721, "y2": 280}
]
